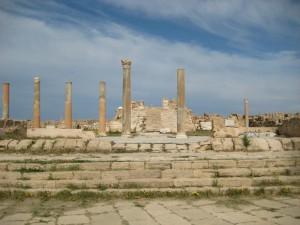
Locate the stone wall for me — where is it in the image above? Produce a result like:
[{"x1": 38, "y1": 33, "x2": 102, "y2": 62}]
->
[{"x1": 0, "y1": 137, "x2": 299, "y2": 153}]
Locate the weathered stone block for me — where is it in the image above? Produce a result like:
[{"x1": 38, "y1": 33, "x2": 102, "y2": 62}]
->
[
  {"x1": 173, "y1": 178, "x2": 213, "y2": 187},
  {"x1": 146, "y1": 162, "x2": 171, "y2": 169},
  {"x1": 31, "y1": 139, "x2": 45, "y2": 152},
  {"x1": 7, "y1": 140, "x2": 19, "y2": 150},
  {"x1": 247, "y1": 138, "x2": 269, "y2": 151},
  {"x1": 209, "y1": 160, "x2": 236, "y2": 168},
  {"x1": 139, "y1": 143, "x2": 152, "y2": 152},
  {"x1": 217, "y1": 178, "x2": 252, "y2": 187},
  {"x1": 152, "y1": 144, "x2": 163, "y2": 152},
  {"x1": 279, "y1": 138, "x2": 294, "y2": 151},
  {"x1": 98, "y1": 141, "x2": 112, "y2": 153},
  {"x1": 53, "y1": 139, "x2": 66, "y2": 151},
  {"x1": 73, "y1": 171, "x2": 101, "y2": 180},
  {"x1": 266, "y1": 159, "x2": 296, "y2": 167},
  {"x1": 51, "y1": 171, "x2": 74, "y2": 180},
  {"x1": 189, "y1": 143, "x2": 200, "y2": 151},
  {"x1": 233, "y1": 138, "x2": 246, "y2": 151},
  {"x1": 15, "y1": 139, "x2": 33, "y2": 151},
  {"x1": 125, "y1": 144, "x2": 138, "y2": 152},
  {"x1": 111, "y1": 162, "x2": 130, "y2": 170},
  {"x1": 118, "y1": 178, "x2": 173, "y2": 188},
  {"x1": 43, "y1": 140, "x2": 56, "y2": 151},
  {"x1": 86, "y1": 140, "x2": 98, "y2": 152},
  {"x1": 162, "y1": 169, "x2": 193, "y2": 178},
  {"x1": 176, "y1": 144, "x2": 188, "y2": 151},
  {"x1": 129, "y1": 170, "x2": 161, "y2": 179},
  {"x1": 0, "y1": 139, "x2": 12, "y2": 150},
  {"x1": 101, "y1": 170, "x2": 130, "y2": 180},
  {"x1": 198, "y1": 139, "x2": 212, "y2": 151},
  {"x1": 222, "y1": 138, "x2": 234, "y2": 151},
  {"x1": 193, "y1": 170, "x2": 215, "y2": 178},
  {"x1": 217, "y1": 168, "x2": 251, "y2": 177},
  {"x1": 129, "y1": 162, "x2": 144, "y2": 170},
  {"x1": 80, "y1": 162, "x2": 110, "y2": 171},
  {"x1": 212, "y1": 138, "x2": 223, "y2": 151},
  {"x1": 172, "y1": 161, "x2": 192, "y2": 169},
  {"x1": 237, "y1": 160, "x2": 265, "y2": 168},
  {"x1": 112, "y1": 143, "x2": 126, "y2": 152},
  {"x1": 164, "y1": 144, "x2": 177, "y2": 152},
  {"x1": 64, "y1": 139, "x2": 79, "y2": 151},
  {"x1": 267, "y1": 139, "x2": 283, "y2": 151},
  {"x1": 291, "y1": 137, "x2": 300, "y2": 150},
  {"x1": 192, "y1": 161, "x2": 209, "y2": 169}
]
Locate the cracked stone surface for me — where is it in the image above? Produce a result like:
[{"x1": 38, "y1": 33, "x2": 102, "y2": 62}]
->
[{"x1": 0, "y1": 195, "x2": 300, "y2": 225}]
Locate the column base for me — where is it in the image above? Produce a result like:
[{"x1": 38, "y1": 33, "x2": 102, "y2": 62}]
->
[{"x1": 176, "y1": 133, "x2": 187, "y2": 139}]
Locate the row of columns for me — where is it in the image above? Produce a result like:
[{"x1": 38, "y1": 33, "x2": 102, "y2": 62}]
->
[{"x1": 2, "y1": 59, "x2": 250, "y2": 136}]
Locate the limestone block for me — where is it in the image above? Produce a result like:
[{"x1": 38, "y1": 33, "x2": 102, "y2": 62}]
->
[
  {"x1": 209, "y1": 160, "x2": 236, "y2": 168},
  {"x1": 26, "y1": 172, "x2": 49, "y2": 180},
  {"x1": 212, "y1": 138, "x2": 223, "y2": 151},
  {"x1": 198, "y1": 140, "x2": 212, "y2": 151},
  {"x1": 86, "y1": 139, "x2": 98, "y2": 152},
  {"x1": 247, "y1": 138, "x2": 269, "y2": 151},
  {"x1": 192, "y1": 161, "x2": 209, "y2": 169},
  {"x1": 251, "y1": 168, "x2": 291, "y2": 177},
  {"x1": 225, "y1": 119, "x2": 235, "y2": 127},
  {"x1": 161, "y1": 169, "x2": 193, "y2": 178},
  {"x1": 125, "y1": 144, "x2": 138, "y2": 152},
  {"x1": 111, "y1": 162, "x2": 130, "y2": 170},
  {"x1": 173, "y1": 178, "x2": 213, "y2": 187},
  {"x1": 222, "y1": 138, "x2": 234, "y2": 151},
  {"x1": 64, "y1": 139, "x2": 79, "y2": 151},
  {"x1": 119, "y1": 178, "x2": 173, "y2": 188},
  {"x1": 267, "y1": 139, "x2": 283, "y2": 151},
  {"x1": 217, "y1": 178, "x2": 252, "y2": 187},
  {"x1": 266, "y1": 159, "x2": 296, "y2": 167},
  {"x1": 112, "y1": 143, "x2": 126, "y2": 152},
  {"x1": 129, "y1": 170, "x2": 161, "y2": 179},
  {"x1": 237, "y1": 160, "x2": 265, "y2": 168},
  {"x1": 200, "y1": 121, "x2": 212, "y2": 130},
  {"x1": 31, "y1": 139, "x2": 45, "y2": 152},
  {"x1": 14, "y1": 139, "x2": 32, "y2": 151},
  {"x1": 233, "y1": 138, "x2": 246, "y2": 151},
  {"x1": 73, "y1": 171, "x2": 101, "y2": 180},
  {"x1": 146, "y1": 162, "x2": 171, "y2": 169},
  {"x1": 217, "y1": 168, "x2": 251, "y2": 177},
  {"x1": 7, "y1": 140, "x2": 19, "y2": 151},
  {"x1": 43, "y1": 140, "x2": 56, "y2": 151},
  {"x1": 0, "y1": 163, "x2": 8, "y2": 171},
  {"x1": 51, "y1": 171, "x2": 74, "y2": 180},
  {"x1": 0, "y1": 139, "x2": 12, "y2": 150},
  {"x1": 80, "y1": 162, "x2": 110, "y2": 171},
  {"x1": 53, "y1": 139, "x2": 66, "y2": 152},
  {"x1": 139, "y1": 143, "x2": 152, "y2": 152},
  {"x1": 76, "y1": 139, "x2": 87, "y2": 151},
  {"x1": 291, "y1": 137, "x2": 300, "y2": 150},
  {"x1": 101, "y1": 170, "x2": 130, "y2": 180},
  {"x1": 279, "y1": 138, "x2": 294, "y2": 151},
  {"x1": 164, "y1": 144, "x2": 177, "y2": 152},
  {"x1": 189, "y1": 143, "x2": 200, "y2": 151},
  {"x1": 152, "y1": 144, "x2": 163, "y2": 152},
  {"x1": 98, "y1": 141, "x2": 112, "y2": 153},
  {"x1": 129, "y1": 162, "x2": 144, "y2": 170},
  {"x1": 193, "y1": 170, "x2": 215, "y2": 178},
  {"x1": 176, "y1": 144, "x2": 188, "y2": 151},
  {"x1": 0, "y1": 171, "x2": 21, "y2": 179},
  {"x1": 172, "y1": 161, "x2": 192, "y2": 169}
]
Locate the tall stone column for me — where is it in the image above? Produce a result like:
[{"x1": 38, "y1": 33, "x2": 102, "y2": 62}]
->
[
  {"x1": 176, "y1": 68, "x2": 187, "y2": 138},
  {"x1": 2, "y1": 82, "x2": 10, "y2": 120},
  {"x1": 244, "y1": 98, "x2": 249, "y2": 128},
  {"x1": 32, "y1": 77, "x2": 41, "y2": 128},
  {"x1": 99, "y1": 81, "x2": 107, "y2": 136},
  {"x1": 121, "y1": 59, "x2": 132, "y2": 136},
  {"x1": 65, "y1": 81, "x2": 72, "y2": 129}
]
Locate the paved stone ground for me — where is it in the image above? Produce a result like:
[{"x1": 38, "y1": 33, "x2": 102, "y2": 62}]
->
[{"x1": 0, "y1": 195, "x2": 300, "y2": 225}]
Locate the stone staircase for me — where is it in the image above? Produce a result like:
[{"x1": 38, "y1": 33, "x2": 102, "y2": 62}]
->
[{"x1": 0, "y1": 151, "x2": 299, "y2": 195}]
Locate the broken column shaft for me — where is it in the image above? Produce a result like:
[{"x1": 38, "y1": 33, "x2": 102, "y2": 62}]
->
[
  {"x1": 121, "y1": 59, "x2": 132, "y2": 136},
  {"x1": 176, "y1": 68, "x2": 187, "y2": 138},
  {"x1": 65, "y1": 81, "x2": 72, "y2": 129},
  {"x1": 2, "y1": 82, "x2": 9, "y2": 120},
  {"x1": 244, "y1": 98, "x2": 249, "y2": 128},
  {"x1": 32, "y1": 77, "x2": 41, "y2": 128},
  {"x1": 99, "y1": 81, "x2": 106, "y2": 136}
]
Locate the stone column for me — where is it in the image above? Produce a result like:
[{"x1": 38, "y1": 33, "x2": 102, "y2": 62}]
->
[
  {"x1": 65, "y1": 81, "x2": 72, "y2": 129},
  {"x1": 99, "y1": 81, "x2": 107, "y2": 136},
  {"x1": 121, "y1": 59, "x2": 132, "y2": 136},
  {"x1": 2, "y1": 82, "x2": 9, "y2": 120},
  {"x1": 176, "y1": 68, "x2": 187, "y2": 138},
  {"x1": 244, "y1": 98, "x2": 249, "y2": 128},
  {"x1": 32, "y1": 77, "x2": 41, "y2": 128}
]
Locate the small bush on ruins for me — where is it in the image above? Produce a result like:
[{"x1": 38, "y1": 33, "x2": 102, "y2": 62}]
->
[{"x1": 242, "y1": 135, "x2": 251, "y2": 148}]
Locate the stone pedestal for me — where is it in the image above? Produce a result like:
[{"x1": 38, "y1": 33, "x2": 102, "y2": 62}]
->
[
  {"x1": 244, "y1": 98, "x2": 249, "y2": 128},
  {"x1": 99, "y1": 81, "x2": 106, "y2": 136},
  {"x1": 176, "y1": 68, "x2": 187, "y2": 138},
  {"x1": 2, "y1": 82, "x2": 9, "y2": 120},
  {"x1": 65, "y1": 82, "x2": 72, "y2": 129},
  {"x1": 32, "y1": 77, "x2": 40, "y2": 128},
  {"x1": 121, "y1": 59, "x2": 132, "y2": 137}
]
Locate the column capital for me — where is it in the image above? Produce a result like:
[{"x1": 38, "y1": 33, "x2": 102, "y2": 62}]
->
[
  {"x1": 121, "y1": 59, "x2": 132, "y2": 69},
  {"x1": 34, "y1": 77, "x2": 40, "y2": 82}
]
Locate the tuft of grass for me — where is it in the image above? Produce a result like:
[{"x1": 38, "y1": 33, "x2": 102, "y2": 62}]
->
[
  {"x1": 212, "y1": 179, "x2": 218, "y2": 187},
  {"x1": 256, "y1": 179, "x2": 283, "y2": 186},
  {"x1": 66, "y1": 183, "x2": 87, "y2": 190},
  {"x1": 225, "y1": 188, "x2": 250, "y2": 197},
  {"x1": 47, "y1": 173, "x2": 54, "y2": 180},
  {"x1": 242, "y1": 135, "x2": 251, "y2": 148},
  {"x1": 96, "y1": 183, "x2": 108, "y2": 191},
  {"x1": 187, "y1": 130, "x2": 212, "y2": 136},
  {"x1": 16, "y1": 167, "x2": 45, "y2": 173}
]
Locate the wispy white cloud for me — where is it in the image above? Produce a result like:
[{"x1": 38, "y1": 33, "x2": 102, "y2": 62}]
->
[{"x1": 0, "y1": 3, "x2": 299, "y2": 120}]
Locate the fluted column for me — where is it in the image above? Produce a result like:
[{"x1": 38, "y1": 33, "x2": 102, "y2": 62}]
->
[
  {"x1": 2, "y1": 82, "x2": 9, "y2": 120},
  {"x1": 176, "y1": 68, "x2": 187, "y2": 138},
  {"x1": 121, "y1": 59, "x2": 132, "y2": 136},
  {"x1": 244, "y1": 98, "x2": 249, "y2": 128},
  {"x1": 65, "y1": 81, "x2": 72, "y2": 129},
  {"x1": 32, "y1": 77, "x2": 40, "y2": 128},
  {"x1": 99, "y1": 81, "x2": 107, "y2": 136}
]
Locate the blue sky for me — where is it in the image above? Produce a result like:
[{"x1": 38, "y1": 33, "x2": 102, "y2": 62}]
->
[{"x1": 0, "y1": 0, "x2": 299, "y2": 120}]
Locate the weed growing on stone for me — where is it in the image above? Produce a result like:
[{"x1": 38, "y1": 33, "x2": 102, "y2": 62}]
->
[{"x1": 242, "y1": 135, "x2": 251, "y2": 148}]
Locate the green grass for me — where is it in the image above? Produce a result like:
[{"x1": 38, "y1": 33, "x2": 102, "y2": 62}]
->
[
  {"x1": 242, "y1": 135, "x2": 251, "y2": 148},
  {"x1": 187, "y1": 130, "x2": 212, "y2": 136},
  {"x1": 15, "y1": 167, "x2": 45, "y2": 173}
]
